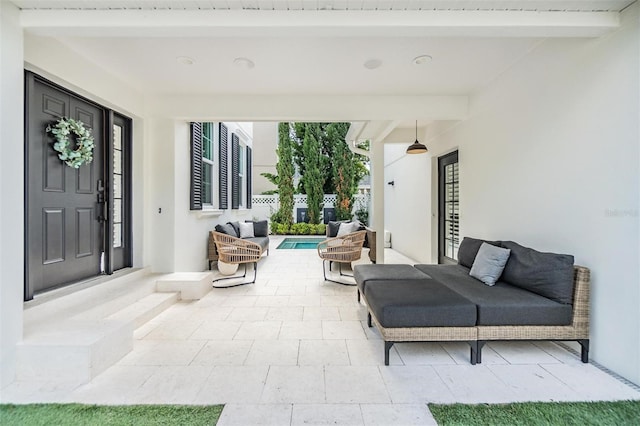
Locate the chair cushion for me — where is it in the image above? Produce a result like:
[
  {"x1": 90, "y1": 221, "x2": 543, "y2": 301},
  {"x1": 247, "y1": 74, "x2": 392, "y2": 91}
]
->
[
  {"x1": 248, "y1": 220, "x2": 269, "y2": 237},
  {"x1": 215, "y1": 223, "x2": 237, "y2": 237},
  {"x1": 469, "y1": 243, "x2": 511, "y2": 286},
  {"x1": 337, "y1": 221, "x2": 360, "y2": 237},
  {"x1": 239, "y1": 222, "x2": 255, "y2": 238},
  {"x1": 366, "y1": 279, "x2": 477, "y2": 328},
  {"x1": 228, "y1": 221, "x2": 241, "y2": 238},
  {"x1": 413, "y1": 264, "x2": 573, "y2": 326},
  {"x1": 246, "y1": 237, "x2": 269, "y2": 252},
  {"x1": 501, "y1": 241, "x2": 575, "y2": 305},
  {"x1": 353, "y1": 264, "x2": 430, "y2": 296},
  {"x1": 457, "y1": 237, "x2": 502, "y2": 268},
  {"x1": 327, "y1": 221, "x2": 348, "y2": 238}
]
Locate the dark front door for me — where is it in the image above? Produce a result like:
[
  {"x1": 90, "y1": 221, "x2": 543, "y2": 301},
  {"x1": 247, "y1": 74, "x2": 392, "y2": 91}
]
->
[{"x1": 25, "y1": 73, "x2": 105, "y2": 299}]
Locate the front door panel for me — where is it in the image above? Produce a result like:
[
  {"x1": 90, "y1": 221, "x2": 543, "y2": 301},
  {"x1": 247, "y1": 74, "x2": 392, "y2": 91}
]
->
[{"x1": 26, "y1": 74, "x2": 105, "y2": 298}]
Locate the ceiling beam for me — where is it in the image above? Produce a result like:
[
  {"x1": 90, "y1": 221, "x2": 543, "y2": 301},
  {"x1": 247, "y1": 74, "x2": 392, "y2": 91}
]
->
[{"x1": 20, "y1": 9, "x2": 620, "y2": 38}]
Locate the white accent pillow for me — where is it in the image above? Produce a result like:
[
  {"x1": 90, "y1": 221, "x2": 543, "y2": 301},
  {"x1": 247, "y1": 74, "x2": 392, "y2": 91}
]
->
[
  {"x1": 239, "y1": 221, "x2": 255, "y2": 238},
  {"x1": 469, "y1": 242, "x2": 511, "y2": 286},
  {"x1": 336, "y1": 221, "x2": 359, "y2": 237}
]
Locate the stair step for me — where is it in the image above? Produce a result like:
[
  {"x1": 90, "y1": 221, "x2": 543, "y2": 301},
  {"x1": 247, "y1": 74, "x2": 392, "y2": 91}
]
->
[
  {"x1": 107, "y1": 292, "x2": 179, "y2": 328},
  {"x1": 156, "y1": 272, "x2": 214, "y2": 300},
  {"x1": 16, "y1": 272, "x2": 184, "y2": 385}
]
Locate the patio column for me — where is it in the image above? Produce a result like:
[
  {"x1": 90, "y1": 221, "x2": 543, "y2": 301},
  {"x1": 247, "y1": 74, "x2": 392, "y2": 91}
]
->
[
  {"x1": 0, "y1": 0, "x2": 25, "y2": 387},
  {"x1": 370, "y1": 138, "x2": 385, "y2": 264}
]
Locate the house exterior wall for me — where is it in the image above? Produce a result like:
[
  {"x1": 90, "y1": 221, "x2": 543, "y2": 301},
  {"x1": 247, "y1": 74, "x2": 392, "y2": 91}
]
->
[
  {"x1": 0, "y1": 0, "x2": 25, "y2": 388},
  {"x1": 252, "y1": 122, "x2": 278, "y2": 195},
  {"x1": 416, "y1": 3, "x2": 639, "y2": 384},
  {"x1": 383, "y1": 134, "x2": 434, "y2": 264}
]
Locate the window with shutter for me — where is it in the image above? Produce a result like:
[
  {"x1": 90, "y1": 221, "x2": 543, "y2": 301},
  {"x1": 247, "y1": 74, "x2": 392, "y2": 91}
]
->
[
  {"x1": 231, "y1": 133, "x2": 240, "y2": 209},
  {"x1": 189, "y1": 122, "x2": 203, "y2": 210},
  {"x1": 247, "y1": 147, "x2": 252, "y2": 209},
  {"x1": 219, "y1": 123, "x2": 229, "y2": 209}
]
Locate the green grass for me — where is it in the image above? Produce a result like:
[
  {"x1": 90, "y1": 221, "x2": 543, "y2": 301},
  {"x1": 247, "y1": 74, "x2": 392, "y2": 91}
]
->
[
  {"x1": 0, "y1": 404, "x2": 223, "y2": 426},
  {"x1": 429, "y1": 400, "x2": 640, "y2": 426}
]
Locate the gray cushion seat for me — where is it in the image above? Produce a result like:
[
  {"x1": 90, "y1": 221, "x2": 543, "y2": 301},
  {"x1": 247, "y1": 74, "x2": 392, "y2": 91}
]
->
[
  {"x1": 353, "y1": 264, "x2": 430, "y2": 296},
  {"x1": 413, "y1": 264, "x2": 573, "y2": 326},
  {"x1": 366, "y1": 279, "x2": 477, "y2": 328},
  {"x1": 246, "y1": 237, "x2": 269, "y2": 253}
]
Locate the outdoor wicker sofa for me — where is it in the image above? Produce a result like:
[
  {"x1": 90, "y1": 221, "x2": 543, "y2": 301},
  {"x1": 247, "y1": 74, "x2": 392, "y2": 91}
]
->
[
  {"x1": 208, "y1": 220, "x2": 269, "y2": 270},
  {"x1": 354, "y1": 237, "x2": 590, "y2": 366},
  {"x1": 326, "y1": 220, "x2": 377, "y2": 264}
]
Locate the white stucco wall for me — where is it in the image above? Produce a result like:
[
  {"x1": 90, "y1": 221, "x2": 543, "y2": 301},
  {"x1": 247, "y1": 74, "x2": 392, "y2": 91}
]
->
[
  {"x1": 423, "y1": 4, "x2": 640, "y2": 384},
  {"x1": 383, "y1": 142, "x2": 433, "y2": 263},
  {"x1": 252, "y1": 122, "x2": 278, "y2": 195},
  {"x1": 0, "y1": 1, "x2": 25, "y2": 388}
]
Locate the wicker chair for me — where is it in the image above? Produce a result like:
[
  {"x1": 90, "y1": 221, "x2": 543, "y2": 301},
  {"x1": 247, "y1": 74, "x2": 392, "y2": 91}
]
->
[
  {"x1": 317, "y1": 230, "x2": 367, "y2": 285},
  {"x1": 211, "y1": 231, "x2": 263, "y2": 288}
]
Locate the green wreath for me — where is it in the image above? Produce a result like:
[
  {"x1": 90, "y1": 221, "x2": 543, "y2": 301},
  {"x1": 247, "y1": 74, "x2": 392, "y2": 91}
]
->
[{"x1": 46, "y1": 117, "x2": 95, "y2": 169}]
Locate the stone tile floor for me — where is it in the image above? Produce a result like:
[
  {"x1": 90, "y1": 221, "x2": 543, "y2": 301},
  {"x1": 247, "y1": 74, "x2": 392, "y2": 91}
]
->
[{"x1": 2, "y1": 236, "x2": 639, "y2": 425}]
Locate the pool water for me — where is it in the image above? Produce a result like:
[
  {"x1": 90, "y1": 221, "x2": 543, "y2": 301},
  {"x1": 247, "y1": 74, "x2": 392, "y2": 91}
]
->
[{"x1": 276, "y1": 237, "x2": 325, "y2": 249}]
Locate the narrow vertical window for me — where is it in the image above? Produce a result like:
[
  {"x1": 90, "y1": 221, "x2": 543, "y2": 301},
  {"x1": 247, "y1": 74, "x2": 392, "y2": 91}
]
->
[
  {"x1": 438, "y1": 151, "x2": 459, "y2": 263},
  {"x1": 113, "y1": 124, "x2": 124, "y2": 248}
]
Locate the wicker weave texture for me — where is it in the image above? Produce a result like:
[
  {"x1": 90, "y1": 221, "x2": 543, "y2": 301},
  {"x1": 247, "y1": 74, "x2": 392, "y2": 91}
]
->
[
  {"x1": 477, "y1": 265, "x2": 590, "y2": 340},
  {"x1": 211, "y1": 231, "x2": 262, "y2": 265},
  {"x1": 317, "y1": 230, "x2": 367, "y2": 264},
  {"x1": 364, "y1": 265, "x2": 590, "y2": 344},
  {"x1": 208, "y1": 231, "x2": 219, "y2": 262}
]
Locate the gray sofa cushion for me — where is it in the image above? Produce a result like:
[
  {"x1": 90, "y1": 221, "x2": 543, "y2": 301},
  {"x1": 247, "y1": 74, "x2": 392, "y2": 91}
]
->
[
  {"x1": 215, "y1": 223, "x2": 237, "y2": 237},
  {"x1": 246, "y1": 237, "x2": 269, "y2": 253},
  {"x1": 327, "y1": 220, "x2": 348, "y2": 238},
  {"x1": 354, "y1": 264, "x2": 430, "y2": 296},
  {"x1": 366, "y1": 279, "x2": 477, "y2": 328},
  {"x1": 229, "y1": 221, "x2": 241, "y2": 238},
  {"x1": 248, "y1": 220, "x2": 269, "y2": 237},
  {"x1": 501, "y1": 241, "x2": 575, "y2": 305},
  {"x1": 457, "y1": 237, "x2": 502, "y2": 268},
  {"x1": 413, "y1": 264, "x2": 573, "y2": 326}
]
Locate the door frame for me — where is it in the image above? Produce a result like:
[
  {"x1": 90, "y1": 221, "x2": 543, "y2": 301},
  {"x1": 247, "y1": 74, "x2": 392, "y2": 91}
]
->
[{"x1": 24, "y1": 71, "x2": 133, "y2": 300}]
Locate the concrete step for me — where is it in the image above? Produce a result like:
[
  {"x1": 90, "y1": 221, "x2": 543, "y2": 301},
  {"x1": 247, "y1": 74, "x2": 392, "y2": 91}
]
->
[{"x1": 16, "y1": 270, "x2": 184, "y2": 385}]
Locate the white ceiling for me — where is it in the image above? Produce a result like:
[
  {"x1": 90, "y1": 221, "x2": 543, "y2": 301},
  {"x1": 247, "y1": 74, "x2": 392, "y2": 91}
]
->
[
  {"x1": 15, "y1": 1, "x2": 635, "y2": 102},
  {"x1": 11, "y1": 0, "x2": 635, "y2": 12}
]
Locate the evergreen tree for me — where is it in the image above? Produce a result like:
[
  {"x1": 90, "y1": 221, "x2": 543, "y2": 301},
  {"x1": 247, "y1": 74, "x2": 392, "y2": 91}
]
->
[
  {"x1": 330, "y1": 124, "x2": 357, "y2": 220},
  {"x1": 274, "y1": 122, "x2": 295, "y2": 226},
  {"x1": 301, "y1": 128, "x2": 324, "y2": 224}
]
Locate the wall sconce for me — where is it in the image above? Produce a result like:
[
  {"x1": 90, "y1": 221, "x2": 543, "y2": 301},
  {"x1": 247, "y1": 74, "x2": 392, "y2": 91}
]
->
[{"x1": 387, "y1": 180, "x2": 395, "y2": 186}]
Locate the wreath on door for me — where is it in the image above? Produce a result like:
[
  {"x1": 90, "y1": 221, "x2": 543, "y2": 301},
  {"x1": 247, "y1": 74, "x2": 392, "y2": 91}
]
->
[{"x1": 46, "y1": 117, "x2": 95, "y2": 169}]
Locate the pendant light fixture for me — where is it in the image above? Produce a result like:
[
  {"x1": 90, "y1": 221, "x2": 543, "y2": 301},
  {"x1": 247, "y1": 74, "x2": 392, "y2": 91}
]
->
[{"x1": 406, "y1": 120, "x2": 428, "y2": 154}]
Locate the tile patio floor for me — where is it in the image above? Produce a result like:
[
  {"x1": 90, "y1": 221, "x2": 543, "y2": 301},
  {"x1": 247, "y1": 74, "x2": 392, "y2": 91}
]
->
[{"x1": 2, "y1": 235, "x2": 639, "y2": 425}]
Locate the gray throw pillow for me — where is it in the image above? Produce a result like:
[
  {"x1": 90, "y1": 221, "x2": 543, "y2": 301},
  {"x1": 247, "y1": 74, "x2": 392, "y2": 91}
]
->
[
  {"x1": 228, "y1": 221, "x2": 240, "y2": 238},
  {"x1": 249, "y1": 220, "x2": 269, "y2": 237},
  {"x1": 216, "y1": 223, "x2": 237, "y2": 237},
  {"x1": 457, "y1": 237, "x2": 502, "y2": 268},
  {"x1": 501, "y1": 241, "x2": 575, "y2": 304},
  {"x1": 327, "y1": 220, "x2": 348, "y2": 237},
  {"x1": 469, "y1": 243, "x2": 511, "y2": 286}
]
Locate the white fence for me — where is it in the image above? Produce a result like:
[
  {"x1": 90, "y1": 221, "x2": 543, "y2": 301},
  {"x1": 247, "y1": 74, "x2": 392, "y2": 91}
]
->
[{"x1": 252, "y1": 193, "x2": 370, "y2": 223}]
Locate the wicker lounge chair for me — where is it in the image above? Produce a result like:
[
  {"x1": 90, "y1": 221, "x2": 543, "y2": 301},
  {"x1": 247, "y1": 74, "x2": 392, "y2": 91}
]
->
[
  {"x1": 317, "y1": 230, "x2": 367, "y2": 285},
  {"x1": 211, "y1": 231, "x2": 263, "y2": 288}
]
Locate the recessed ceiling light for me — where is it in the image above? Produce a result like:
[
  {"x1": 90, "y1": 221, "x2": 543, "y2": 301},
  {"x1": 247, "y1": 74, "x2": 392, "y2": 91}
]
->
[
  {"x1": 233, "y1": 57, "x2": 255, "y2": 69},
  {"x1": 176, "y1": 56, "x2": 195, "y2": 65},
  {"x1": 413, "y1": 55, "x2": 433, "y2": 65},
  {"x1": 363, "y1": 59, "x2": 382, "y2": 70}
]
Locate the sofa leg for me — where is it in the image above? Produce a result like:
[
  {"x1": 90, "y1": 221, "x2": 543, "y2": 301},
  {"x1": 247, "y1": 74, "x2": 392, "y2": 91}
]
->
[
  {"x1": 357, "y1": 289, "x2": 361, "y2": 303},
  {"x1": 367, "y1": 311, "x2": 372, "y2": 328},
  {"x1": 469, "y1": 341, "x2": 477, "y2": 365},
  {"x1": 476, "y1": 341, "x2": 486, "y2": 364},
  {"x1": 384, "y1": 341, "x2": 394, "y2": 366},
  {"x1": 578, "y1": 339, "x2": 590, "y2": 363}
]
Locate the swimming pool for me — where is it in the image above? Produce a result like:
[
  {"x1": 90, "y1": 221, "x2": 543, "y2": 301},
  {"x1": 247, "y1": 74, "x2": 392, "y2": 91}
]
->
[{"x1": 276, "y1": 237, "x2": 325, "y2": 249}]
